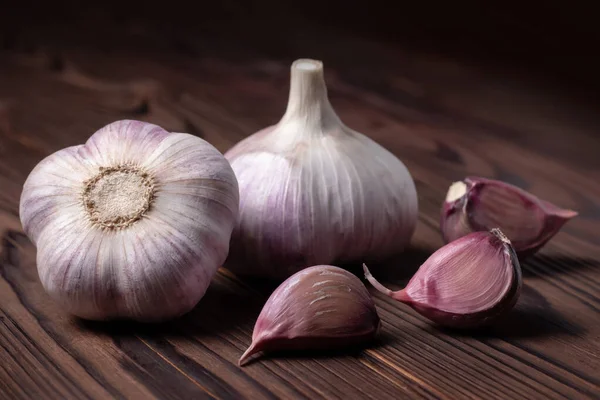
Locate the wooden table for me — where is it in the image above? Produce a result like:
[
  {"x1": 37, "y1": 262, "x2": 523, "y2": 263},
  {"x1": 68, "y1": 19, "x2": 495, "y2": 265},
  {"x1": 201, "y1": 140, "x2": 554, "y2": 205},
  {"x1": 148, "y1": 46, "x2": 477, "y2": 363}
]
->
[{"x1": 1, "y1": 3, "x2": 599, "y2": 399}]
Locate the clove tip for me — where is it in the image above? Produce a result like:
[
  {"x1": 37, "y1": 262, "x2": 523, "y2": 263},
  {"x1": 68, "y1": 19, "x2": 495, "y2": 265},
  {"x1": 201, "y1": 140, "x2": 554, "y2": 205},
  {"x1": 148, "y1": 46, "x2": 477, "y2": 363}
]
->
[
  {"x1": 362, "y1": 263, "x2": 395, "y2": 298},
  {"x1": 238, "y1": 342, "x2": 260, "y2": 367},
  {"x1": 362, "y1": 263, "x2": 371, "y2": 279},
  {"x1": 557, "y1": 209, "x2": 579, "y2": 219}
]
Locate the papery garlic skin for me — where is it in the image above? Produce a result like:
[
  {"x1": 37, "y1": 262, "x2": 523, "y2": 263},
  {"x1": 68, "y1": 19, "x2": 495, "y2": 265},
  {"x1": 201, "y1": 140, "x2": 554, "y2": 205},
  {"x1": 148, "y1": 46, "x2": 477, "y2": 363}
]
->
[
  {"x1": 19, "y1": 120, "x2": 239, "y2": 322},
  {"x1": 364, "y1": 229, "x2": 522, "y2": 329},
  {"x1": 441, "y1": 177, "x2": 577, "y2": 257},
  {"x1": 225, "y1": 59, "x2": 418, "y2": 279},
  {"x1": 240, "y1": 265, "x2": 380, "y2": 366}
]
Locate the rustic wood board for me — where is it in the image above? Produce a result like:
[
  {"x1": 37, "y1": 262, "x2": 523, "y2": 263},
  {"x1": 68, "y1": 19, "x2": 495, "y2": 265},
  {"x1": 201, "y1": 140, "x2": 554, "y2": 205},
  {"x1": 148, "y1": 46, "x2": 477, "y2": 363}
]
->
[{"x1": 0, "y1": 5, "x2": 599, "y2": 399}]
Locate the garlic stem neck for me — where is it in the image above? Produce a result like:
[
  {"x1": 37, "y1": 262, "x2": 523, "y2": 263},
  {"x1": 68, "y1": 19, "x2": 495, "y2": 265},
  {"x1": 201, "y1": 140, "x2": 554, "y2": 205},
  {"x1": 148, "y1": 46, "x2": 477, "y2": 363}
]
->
[{"x1": 279, "y1": 59, "x2": 341, "y2": 132}]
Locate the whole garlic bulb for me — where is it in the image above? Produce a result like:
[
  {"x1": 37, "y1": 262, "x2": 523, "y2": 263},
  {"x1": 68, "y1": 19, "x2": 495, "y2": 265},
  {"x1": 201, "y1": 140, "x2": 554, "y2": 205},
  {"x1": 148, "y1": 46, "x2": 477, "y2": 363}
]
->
[
  {"x1": 225, "y1": 59, "x2": 418, "y2": 279},
  {"x1": 19, "y1": 120, "x2": 239, "y2": 322}
]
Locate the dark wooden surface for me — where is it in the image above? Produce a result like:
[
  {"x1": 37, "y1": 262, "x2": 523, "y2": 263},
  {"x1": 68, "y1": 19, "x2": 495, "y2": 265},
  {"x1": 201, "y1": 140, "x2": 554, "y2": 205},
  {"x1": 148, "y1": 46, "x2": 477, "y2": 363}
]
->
[{"x1": 1, "y1": 3, "x2": 599, "y2": 399}]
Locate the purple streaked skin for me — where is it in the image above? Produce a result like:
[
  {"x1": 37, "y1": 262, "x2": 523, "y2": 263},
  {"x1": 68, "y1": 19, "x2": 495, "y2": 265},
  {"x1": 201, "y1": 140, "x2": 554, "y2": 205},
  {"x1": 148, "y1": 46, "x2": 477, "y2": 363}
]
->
[
  {"x1": 19, "y1": 120, "x2": 239, "y2": 322},
  {"x1": 239, "y1": 265, "x2": 380, "y2": 366},
  {"x1": 20, "y1": 120, "x2": 172, "y2": 246},
  {"x1": 441, "y1": 176, "x2": 578, "y2": 258},
  {"x1": 364, "y1": 229, "x2": 522, "y2": 329},
  {"x1": 225, "y1": 131, "x2": 419, "y2": 279},
  {"x1": 223, "y1": 59, "x2": 418, "y2": 280}
]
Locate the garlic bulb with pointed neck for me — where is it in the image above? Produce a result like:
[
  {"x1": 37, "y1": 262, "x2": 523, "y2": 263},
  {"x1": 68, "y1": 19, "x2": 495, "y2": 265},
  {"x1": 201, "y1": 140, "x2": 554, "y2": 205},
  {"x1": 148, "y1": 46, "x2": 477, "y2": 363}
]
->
[
  {"x1": 225, "y1": 59, "x2": 418, "y2": 279},
  {"x1": 19, "y1": 120, "x2": 239, "y2": 322}
]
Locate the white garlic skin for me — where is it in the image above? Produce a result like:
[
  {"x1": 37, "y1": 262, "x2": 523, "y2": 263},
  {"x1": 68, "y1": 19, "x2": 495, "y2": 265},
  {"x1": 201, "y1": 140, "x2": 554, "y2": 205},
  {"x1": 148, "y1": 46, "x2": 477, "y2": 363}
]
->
[
  {"x1": 19, "y1": 120, "x2": 239, "y2": 322},
  {"x1": 225, "y1": 59, "x2": 418, "y2": 279}
]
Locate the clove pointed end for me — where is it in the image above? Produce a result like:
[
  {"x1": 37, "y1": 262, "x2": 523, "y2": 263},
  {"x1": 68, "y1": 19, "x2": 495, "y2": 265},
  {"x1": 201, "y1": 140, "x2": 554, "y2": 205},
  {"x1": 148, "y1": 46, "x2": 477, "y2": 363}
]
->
[
  {"x1": 238, "y1": 341, "x2": 262, "y2": 367},
  {"x1": 556, "y1": 209, "x2": 578, "y2": 219},
  {"x1": 362, "y1": 263, "x2": 372, "y2": 279},
  {"x1": 363, "y1": 263, "x2": 395, "y2": 298}
]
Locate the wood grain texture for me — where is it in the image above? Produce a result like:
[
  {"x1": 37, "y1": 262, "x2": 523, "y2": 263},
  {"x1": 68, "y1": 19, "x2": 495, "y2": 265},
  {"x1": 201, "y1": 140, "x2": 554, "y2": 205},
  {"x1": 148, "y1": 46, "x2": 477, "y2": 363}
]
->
[{"x1": 0, "y1": 3, "x2": 599, "y2": 399}]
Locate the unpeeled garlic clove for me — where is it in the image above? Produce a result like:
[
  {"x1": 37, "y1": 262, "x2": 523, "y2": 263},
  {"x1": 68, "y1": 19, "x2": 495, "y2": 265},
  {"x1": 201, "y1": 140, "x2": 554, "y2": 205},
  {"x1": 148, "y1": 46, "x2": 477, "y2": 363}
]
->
[
  {"x1": 19, "y1": 120, "x2": 239, "y2": 322},
  {"x1": 364, "y1": 229, "x2": 522, "y2": 329},
  {"x1": 239, "y1": 265, "x2": 380, "y2": 366},
  {"x1": 441, "y1": 176, "x2": 577, "y2": 257},
  {"x1": 224, "y1": 59, "x2": 418, "y2": 280}
]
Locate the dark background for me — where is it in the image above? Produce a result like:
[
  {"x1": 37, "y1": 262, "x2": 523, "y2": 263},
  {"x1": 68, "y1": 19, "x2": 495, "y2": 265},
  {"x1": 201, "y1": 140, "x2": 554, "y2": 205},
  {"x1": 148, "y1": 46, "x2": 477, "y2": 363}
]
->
[{"x1": 3, "y1": 0, "x2": 600, "y2": 100}]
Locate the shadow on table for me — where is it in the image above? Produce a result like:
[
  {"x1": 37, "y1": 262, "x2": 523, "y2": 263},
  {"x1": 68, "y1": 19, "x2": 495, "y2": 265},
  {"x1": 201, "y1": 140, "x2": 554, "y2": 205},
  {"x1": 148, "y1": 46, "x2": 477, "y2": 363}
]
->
[
  {"x1": 76, "y1": 245, "x2": 433, "y2": 340},
  {"x1": 436, "y1": 284, "x2": 584, "y2": 339},
  {"x1": 341, "y1": 245, "x2": 433, "y2": 285},
  {"x1": 521, "y1": 254, "x2": 600, "y2": 278},
  {"x1": 77, "y1": 272, "x2": 276, "y2": 338},
  {"x1": 78, "y1": 248, "x2": 591, "y2": 340},
  {"x1": 240, "y1": 330, "x2": 394, "y2": 367}
]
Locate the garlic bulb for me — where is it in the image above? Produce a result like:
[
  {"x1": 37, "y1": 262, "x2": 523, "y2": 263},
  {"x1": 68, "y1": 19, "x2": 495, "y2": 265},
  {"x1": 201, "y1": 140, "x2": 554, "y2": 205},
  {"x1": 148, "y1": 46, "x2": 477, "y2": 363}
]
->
[
  {"x1": 225, "y1": 59, "x2": 418, "y2": 279},
  {"x1": 19, "y1": 120, "x2": 239, "y2": 322}
]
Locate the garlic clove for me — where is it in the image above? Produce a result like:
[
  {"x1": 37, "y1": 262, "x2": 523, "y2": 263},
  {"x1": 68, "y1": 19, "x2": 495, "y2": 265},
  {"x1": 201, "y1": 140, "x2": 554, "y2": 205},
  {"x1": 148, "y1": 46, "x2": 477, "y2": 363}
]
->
[
  {"x1": 20, "y1": 120, "x2": 239, "y2": 321},
  {"x1": 225, "y1": 58, "x2": 418, "y2": 279},
  {"x1": 239, "y1": 265, "x2": 380, "y2": 366},
  {"x1": 79, "y1": 119, "x2": 171, "y2": 169},
  {"x1": 364, "y1": 229, "x2": 522, "y2": 329},
  {"x1": 20, "y1": 146, "x2": 96, "y2": 246},
  {"x1": 441, "y1": 177, "x2": 577, "y2": 257}
]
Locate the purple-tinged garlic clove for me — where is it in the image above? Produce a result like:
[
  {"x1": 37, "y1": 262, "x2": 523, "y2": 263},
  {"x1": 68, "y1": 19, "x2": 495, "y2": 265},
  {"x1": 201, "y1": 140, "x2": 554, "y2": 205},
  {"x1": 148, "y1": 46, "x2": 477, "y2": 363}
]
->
[
  {"x1": 364, "y1": 229, "x2": 522, "y2": 329},
  {"x1": 239, "y1": 265, "x2": 380, "y2": 366},
  {"x1": 441, "y1": 177, "x2": 577, "y2": 257}
]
